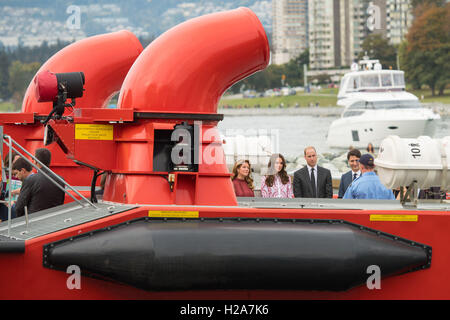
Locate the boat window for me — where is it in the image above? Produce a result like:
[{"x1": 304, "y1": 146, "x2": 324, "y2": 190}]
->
[
  {"x1": 366, "y1": 100, "x2": 422, "y2": 109},
  {"x1": 348, "y1": 101, "x2": 365, "y2": 110},
  {"x1": 338, "y1": 78, "x2": 347, "y2": 96},
  {"x1": 393, "y1": 73, "x2": 405, "y2": 86},
  {"x1": 360, "y1": 74, "x2": 380, "y2": 87},
  {"x1": 352, "y1": 77, "x2": 358, "y2": 89},
  {"x1": 343, "y1": 111, "x2": 365, "y2": 117},
  {"x1": 381, "y1": 74, "x2": 392, "y2": 87},
  {"x1": 345, "y1": 76, "x2": 359, "y2": 92}
]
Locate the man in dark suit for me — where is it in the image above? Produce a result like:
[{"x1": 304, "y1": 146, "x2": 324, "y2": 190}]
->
[
  {"x1": 12, "y1": 148, "x2": 65, "y2": 217},
  {"x1": 338, "y1": 148, "x2": 361, "y2": 198},
  {"x1": 293, "y1": 146, "x2": 333, "y2": 198}
]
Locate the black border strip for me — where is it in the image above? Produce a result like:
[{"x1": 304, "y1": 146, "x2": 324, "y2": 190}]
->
[
  {"x1": 134, "y1": 112, "x2": 224, "y2": 121},
  {"x1": 34, "y1": 112, "x2": 224, "y2": 123},
  {"x1": 0, "y1": 236, "x2": 25, "y2": 253}
]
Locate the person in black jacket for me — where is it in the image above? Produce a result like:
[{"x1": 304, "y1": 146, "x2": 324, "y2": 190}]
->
[
  {"x1": 293, "y1": 146, "x2": 333, "y2": 198},
  {"x1": 12, "y1": 149, "x2": 65, "y2": 217},
  {"x1": 338, "y1": 148, "x2": 362, "y2": 198}
]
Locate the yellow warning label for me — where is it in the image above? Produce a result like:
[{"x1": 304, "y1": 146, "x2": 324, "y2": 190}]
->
[
  {"x1": 75, "y1": 124, "x2": 113, "y2": 140},
  {"x1": 148, "y1": 210, "x2": 199, "y2": 218},
  {"x1": 370, "y1": 215, "x2": 418, "y2": 222}
]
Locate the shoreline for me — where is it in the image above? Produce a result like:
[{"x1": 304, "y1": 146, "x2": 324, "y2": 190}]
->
[
  {"x1": 219, "y1": 103, "x2": 450, "y2": 117},
  {"x1": 220, "y1": 106, "x2": 342, "y2": 117}
]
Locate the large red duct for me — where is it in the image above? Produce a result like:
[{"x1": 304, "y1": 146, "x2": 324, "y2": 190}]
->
[
  {"x1": 117, "y1": 7, "x2": 269, "y2": 114},
  {"x1": 0, "y1": 30, "x2": 143, "y2": 187},
  {"x1": 22, "y1": 30, "x2": 143, "y2": 115}
]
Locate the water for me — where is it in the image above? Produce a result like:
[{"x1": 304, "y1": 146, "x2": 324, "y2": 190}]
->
[{"x1": 218, "y1": 114, "x2": 449, "y2": 159}]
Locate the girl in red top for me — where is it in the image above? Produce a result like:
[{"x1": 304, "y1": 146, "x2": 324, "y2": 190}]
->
[{"x1": 231, "y1": 159, "x2": 254, "y2": 197}]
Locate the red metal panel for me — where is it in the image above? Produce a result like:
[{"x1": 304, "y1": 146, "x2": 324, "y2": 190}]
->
[
  {"x1": 0, "y1": 113, "x2": 35, "y2": 124},
  {"x1": 73, "y1": 108, "x2": 134, "y2": 123},
  {"x1": 102, "y1": 174, "x2": 174, "y2": 204}
]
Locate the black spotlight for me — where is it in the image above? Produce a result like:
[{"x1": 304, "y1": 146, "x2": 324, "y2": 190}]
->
[{"x1": 35, "y1": 70, "x2": 85, "y2": 124}]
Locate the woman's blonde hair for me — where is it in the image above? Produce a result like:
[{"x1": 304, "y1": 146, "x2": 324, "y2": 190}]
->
[{"x1": 231, "y1": 159, "x2": 254, "y2": 190}]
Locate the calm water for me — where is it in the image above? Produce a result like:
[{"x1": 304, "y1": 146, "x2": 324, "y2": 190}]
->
[{"x1": 218, "y1": 114, "x2": 449, "y2": 158}]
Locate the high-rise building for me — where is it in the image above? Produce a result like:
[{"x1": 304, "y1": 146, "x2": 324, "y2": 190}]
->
[
  {"x1": 352, "y1": 0, "x2": 411, "y2": 52},
  {"x1": 308, "y1": 0, "x2": 389, "y2": 69},
  {"x1": 386, "y1": 0, "x2": 413, "y2": 45},
  {"x1": 275, "y1": 0, "x2": 411, "y2": 69},
  {"x1": 272, "y1": 0, "x2": 309, "y2": 65},
  {"x1": 351, "y1": 0, "x2": 388, "y2": 62},
  {"x1": 308, "y1": 0, "x2": 355, "y2": 69},
  {"x1": 308, "y1": 0, "x2": 334, "y2": 69}
]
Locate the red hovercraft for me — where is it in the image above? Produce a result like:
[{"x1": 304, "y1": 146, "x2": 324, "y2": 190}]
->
[{"x1": 0, "y1": 8, "x2": 448, "y2": 300}]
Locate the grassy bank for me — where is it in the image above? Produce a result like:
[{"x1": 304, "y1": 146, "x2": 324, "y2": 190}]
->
[
  {"x1": 408, "y1": 88, "x2": 450, "y2": 104},
  {"x1": 220, "y1": 92, "x2": 338, "y2": 108},
  {"x1": 220, "y1": 88, "x2": 450, "y2": 108},
  {"x1": 0, "y1": 102, "x2": 16, "y2": 112}
]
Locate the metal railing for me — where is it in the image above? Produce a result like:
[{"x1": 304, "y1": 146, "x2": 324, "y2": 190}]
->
[{"x1": 1, "y1": 129, "x2": 99, "y2": 236}]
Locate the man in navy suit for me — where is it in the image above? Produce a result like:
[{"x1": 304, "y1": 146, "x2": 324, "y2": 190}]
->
[
  {"x1": 338, "y1": 148, "x2": 361, "y2": 198},
  {"x1": 293, "y1": 146, "x2": 332, "y2": 198}
]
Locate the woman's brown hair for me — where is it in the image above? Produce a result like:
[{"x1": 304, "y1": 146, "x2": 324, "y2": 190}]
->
[
  {"x1": 264, "y1": 153, "x2": 290, "y2": 187},
  {"x1": 231, "y1": 159, "x2": 254, "y2": 190}
]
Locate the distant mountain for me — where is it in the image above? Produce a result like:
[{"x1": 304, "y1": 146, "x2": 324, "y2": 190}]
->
[{"x1": 0, "y1": 0, "x2": 271, "y2": 47}]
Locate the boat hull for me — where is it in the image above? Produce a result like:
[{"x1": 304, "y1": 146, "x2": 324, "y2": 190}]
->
[
  {"x1": 326, "y1": 110, "x2": 439, "y2": 149},
  {"x1": 0, "y1": 200, "x2": 447, "y2": 300}
]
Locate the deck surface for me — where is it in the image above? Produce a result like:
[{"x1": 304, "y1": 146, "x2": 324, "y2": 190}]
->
[{"x1": 0, "y1": 198, "x2": 448, "y2": 241}]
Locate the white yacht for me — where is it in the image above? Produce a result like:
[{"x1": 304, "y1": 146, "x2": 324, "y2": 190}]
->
[{"x1": 326, "y1": 58, "x2": 441, "y2": 149}]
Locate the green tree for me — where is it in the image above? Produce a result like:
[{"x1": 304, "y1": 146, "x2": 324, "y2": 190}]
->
[
  {"x1": 401, "y1": 4, "x2": 450, "y2": 96},
  {"x1": 226, "y1": 50, "x2": 310, "y2": 94},
  {"x1": 8, "y1": 60, "x2": 41, "y2": 109},
  {"x1": 0, "y1": 50, "x2": 11, "y2": 100},
  {"x1": 283, "y1": 49, "x2": 309, "y2": 87},
  {"x1": 411, "y1": 0, "x2": 445, "y2": 10},
  {"x1": 398, "y1": 41, "x2": 421, "y2": 90},
  {"x1": 358, "y1": 34, "x2": 397, "y2": 69}
]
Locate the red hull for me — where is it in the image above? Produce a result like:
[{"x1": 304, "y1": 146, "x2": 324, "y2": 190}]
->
[{"x1": 0, "y1": 205, "x2": 447, "y2": 300}]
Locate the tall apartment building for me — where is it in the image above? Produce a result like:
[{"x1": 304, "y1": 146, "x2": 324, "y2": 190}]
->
[
  {"x1": 309, "y1": 0, "x2": 388, "y2": 69},
  {"x1": 308, "y1": 0, "x2": 334, "y2": 69},
  {"x1": 386, "y1": 0, "x2": 413, "y2": 45},
  {"x1": 272, "y1": 0, "x2": 309, "y2": 65},
  {"x1": 352, "y1": 0, "x2": 387, "y2": 60},
  {"x1": 351, "y1": 0, "x2": 411, "y2": 50},
  {"x1": 275, "y1": 0, "x2": 412, "y2": 68}
]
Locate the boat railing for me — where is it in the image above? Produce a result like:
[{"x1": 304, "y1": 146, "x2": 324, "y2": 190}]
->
[{"x1": 0, "y1": 127, "x2": 99, "y2": 236}]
